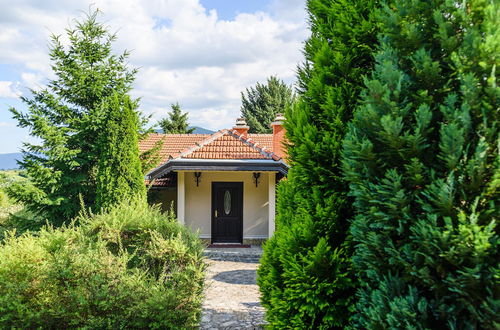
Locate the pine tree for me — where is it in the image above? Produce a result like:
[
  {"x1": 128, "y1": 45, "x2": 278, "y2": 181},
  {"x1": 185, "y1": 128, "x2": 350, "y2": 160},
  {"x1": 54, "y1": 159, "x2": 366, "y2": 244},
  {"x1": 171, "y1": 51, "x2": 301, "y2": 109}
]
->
[
  {"x1": 158, "y1": 103, "x2": 194, "y2": 134},
  {"x1": 95, "y1": 93, "x2": 145, "y2": 210},
  {"x1": 241, "y1": 76, "x2": 294, "y2": 133},
  {"x1": 257, "y1": 0, "x2": 382, "y2": 327},
  {"x1": 342, "y1": 0, "x2": 499, "y2": 328},
  {"x1": 8, "y1": 10, "x2": 138, "y2": 223}
]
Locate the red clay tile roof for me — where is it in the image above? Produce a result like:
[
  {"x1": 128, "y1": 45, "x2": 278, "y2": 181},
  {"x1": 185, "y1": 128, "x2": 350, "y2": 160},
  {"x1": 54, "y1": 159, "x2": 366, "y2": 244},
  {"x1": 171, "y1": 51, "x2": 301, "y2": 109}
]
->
[
  {"x1": 139, "y1": 130, "x2": 279, "y2": 164},
  {"x1": 145, "y1": 176, "x2": 176, "y2": 188},
  {"x1": 139, "y1": 134, "x2": 210, "y2": 164},
  {"x1": 140, "y1": 130, "x2": 285, "y2": 188},
  {"x1": 177, "y1": 130, "x2": 279, "y2": 160}
]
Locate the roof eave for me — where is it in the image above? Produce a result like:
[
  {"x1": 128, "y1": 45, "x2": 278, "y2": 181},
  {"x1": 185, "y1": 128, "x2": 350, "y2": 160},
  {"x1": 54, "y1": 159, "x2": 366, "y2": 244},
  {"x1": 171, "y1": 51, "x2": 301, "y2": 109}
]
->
[{"x1": 146, "y1": 159, "x2": 289, "y2": 179}]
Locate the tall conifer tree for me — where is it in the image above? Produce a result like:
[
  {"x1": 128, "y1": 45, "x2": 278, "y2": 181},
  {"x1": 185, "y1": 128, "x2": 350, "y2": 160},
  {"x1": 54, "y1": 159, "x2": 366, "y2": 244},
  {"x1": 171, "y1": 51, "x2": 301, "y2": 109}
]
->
[
  {"x1": 95, "y1": 94, "x2": 145, "y2": 210},
  {"x1": 342, "y1": 0, "x2": 499, "y2": 328},
  {"x1": 8, "y1": 10, "x2": 138, "y2": 222},
  {"x1": 241, "y1": 76, "x2": 294, "y2": 133},
  {"x1": 257, "y1": 0, "x2": 381, "y2": 327},
  {"x1": 158, "y1": 103, "x2": 194, "y2": 134}
]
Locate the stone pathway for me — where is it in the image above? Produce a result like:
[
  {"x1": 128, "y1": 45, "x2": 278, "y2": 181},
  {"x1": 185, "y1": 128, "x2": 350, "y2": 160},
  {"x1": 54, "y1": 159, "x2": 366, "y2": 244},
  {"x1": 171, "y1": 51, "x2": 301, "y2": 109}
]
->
[{"x1": 200, "y1": 246, "x2": 266, "y2": 329}]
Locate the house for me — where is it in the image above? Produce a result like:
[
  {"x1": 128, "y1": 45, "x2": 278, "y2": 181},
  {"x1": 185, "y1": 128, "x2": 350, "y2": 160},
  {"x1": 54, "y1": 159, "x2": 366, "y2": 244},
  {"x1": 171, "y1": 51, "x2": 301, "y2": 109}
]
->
[{"x1": 140, "y1": 114, "x2": 288, "y2": 245}]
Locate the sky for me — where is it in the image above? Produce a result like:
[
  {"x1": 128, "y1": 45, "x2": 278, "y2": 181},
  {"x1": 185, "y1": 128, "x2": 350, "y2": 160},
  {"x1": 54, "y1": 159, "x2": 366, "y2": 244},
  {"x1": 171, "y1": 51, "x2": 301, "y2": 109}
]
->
[{"x1": 0, "y1": 0, "x2": 308, "y2": 154}]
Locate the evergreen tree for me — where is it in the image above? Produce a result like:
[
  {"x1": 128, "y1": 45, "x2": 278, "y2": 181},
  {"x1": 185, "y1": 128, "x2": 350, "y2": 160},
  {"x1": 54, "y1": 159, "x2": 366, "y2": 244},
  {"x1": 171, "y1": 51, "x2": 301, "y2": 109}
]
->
[
  {"x1": 257, "y1": 0, "x2": 381, "y2": 327},
  {"x1": 342, "y1": 0, "x2": 499, "y2": 328},
  {"x1": 241, "y1": 76, "x2": 294, "y2": 133},
  {"x1": 95, "y1": 93, "x2": 145, "y2": 210},
  {"x1": 158, "y1": 103, "x2": 194, "y2": 134},
  {"x1": 8, "y1": 10, "x2": 138, "y2": 223}
]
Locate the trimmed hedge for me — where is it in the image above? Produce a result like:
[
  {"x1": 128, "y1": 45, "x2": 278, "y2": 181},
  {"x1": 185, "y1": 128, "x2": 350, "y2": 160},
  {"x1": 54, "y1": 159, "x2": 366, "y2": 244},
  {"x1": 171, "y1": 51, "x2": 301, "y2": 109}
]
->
[{"x1": 0, "y1": 198, "x2": 205, "y2": 328}]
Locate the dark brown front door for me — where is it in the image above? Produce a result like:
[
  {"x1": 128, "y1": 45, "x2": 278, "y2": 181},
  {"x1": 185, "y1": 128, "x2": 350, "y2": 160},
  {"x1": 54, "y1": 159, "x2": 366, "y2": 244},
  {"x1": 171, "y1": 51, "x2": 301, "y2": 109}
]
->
[{"x1": 212, "y1": 182, "x2": 243, "y2": 243}]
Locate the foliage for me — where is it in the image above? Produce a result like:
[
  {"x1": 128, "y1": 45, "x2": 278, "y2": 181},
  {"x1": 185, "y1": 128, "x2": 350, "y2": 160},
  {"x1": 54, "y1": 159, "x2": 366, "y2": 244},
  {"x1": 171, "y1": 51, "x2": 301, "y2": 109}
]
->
[
  {"x1": 95, "y1": 93, "x2": 146, "y2": 210},
  {"x1": 8, "y1": 9, "x2": 140, "y2": 223},
  {"x1": 0, "y1": 197, "x2": 205, "y2": 328},
  {"x1": 241, "y1": 76, "x2": 294, "y2": 133},
  {"x1": 257, "y1": 0, "x2": 381, "y2": 328},
  {"x1": 342, "y1": 0, "x2": 499, "y2": 328},
  {"x1": 0, "y1": 171, "x2": 22, "y2": 209},
  {"x1": 158, "y1": 103, "x2": 195, "y2": 134},
  {"x1": 0, "y1": 171, "x2": 45, "y2": 240},
  {"x1": 140, "y1": 138, "x2": 164, "y2": 174}
]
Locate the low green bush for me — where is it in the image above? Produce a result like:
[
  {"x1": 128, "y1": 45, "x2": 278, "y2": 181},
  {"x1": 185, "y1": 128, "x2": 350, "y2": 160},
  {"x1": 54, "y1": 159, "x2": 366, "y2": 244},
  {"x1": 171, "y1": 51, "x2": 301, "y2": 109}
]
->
[
  {"x1": 0, "y1": 198, "x2": 205, "y2": 329},
  {"x1": 1, "y1": 171, "x2": 45, "y2": 240}
]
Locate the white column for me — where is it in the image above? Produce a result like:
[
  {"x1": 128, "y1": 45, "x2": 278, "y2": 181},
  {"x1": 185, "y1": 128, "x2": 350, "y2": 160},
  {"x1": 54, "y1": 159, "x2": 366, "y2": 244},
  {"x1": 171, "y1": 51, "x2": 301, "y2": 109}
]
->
[
  {"x1": 177, "y1": 171, "x2": 185, "y2": 225},
  {"x1": 268, "y1": 172, "x2": 276, "y2": 237}
]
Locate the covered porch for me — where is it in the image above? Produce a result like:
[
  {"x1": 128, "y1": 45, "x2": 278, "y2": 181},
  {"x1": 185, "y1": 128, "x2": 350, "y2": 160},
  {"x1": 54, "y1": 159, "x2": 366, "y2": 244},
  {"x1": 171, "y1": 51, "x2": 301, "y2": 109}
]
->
[{"x1": 147, "y1": 159, "x2": 287, "y2": 245}]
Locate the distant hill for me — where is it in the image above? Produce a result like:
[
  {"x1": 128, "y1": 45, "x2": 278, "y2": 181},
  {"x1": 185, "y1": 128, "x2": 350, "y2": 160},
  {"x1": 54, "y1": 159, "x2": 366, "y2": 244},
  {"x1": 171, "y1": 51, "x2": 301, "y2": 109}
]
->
[
  {"x1": 0, "y1": 153, "x2": 22, "y2": 170},
  {"x1": 190, "y1": 126, "x2": 215, "y2": 134},
  {"x1": 154, "y1": 126, "x2": 215, "y2": 134}
]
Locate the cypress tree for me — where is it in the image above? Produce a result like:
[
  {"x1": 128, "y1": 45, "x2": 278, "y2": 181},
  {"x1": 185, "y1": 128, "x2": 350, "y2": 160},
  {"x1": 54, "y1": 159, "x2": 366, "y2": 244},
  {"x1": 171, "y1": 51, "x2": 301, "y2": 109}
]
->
[
  {"x1": 257, "y1": 0, "x2": 381, "y2": 327},
  {"x1": 95, "y1": 93, "x2": 145, "y2": 210},
  {"x1": 158, "y1": 103, "x2": 194, "y2": 134},
  {"x1": 342, "y1": 0, "x2": 499, "y2": 328},
  {"x1": 241, "y1": 76, "x2": 294, "y2": 133},
  {"x1": 8, "y1": 10, "x2": 138, "y2": 222}
]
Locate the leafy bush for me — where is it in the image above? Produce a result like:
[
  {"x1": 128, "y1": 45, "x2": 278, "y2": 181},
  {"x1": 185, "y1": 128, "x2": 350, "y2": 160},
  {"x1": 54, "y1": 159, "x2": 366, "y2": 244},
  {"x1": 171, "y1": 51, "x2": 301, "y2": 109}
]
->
[
  {"x1": 0, "y1": 198, "x2": 205, "y2": 328},
  {"x1": 0, "y1": 171, "x2": 23, "y2": 210},
  {"x1": 0, "y1": 171, "x2": 45, "y2": 240}
]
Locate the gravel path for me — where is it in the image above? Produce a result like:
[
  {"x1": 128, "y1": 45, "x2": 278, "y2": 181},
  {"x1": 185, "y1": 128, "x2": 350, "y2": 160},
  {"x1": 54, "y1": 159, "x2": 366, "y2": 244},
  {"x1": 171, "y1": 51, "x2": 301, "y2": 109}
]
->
[{"x1": 200, "y1": 247, "x2": 266, "y2": 329}]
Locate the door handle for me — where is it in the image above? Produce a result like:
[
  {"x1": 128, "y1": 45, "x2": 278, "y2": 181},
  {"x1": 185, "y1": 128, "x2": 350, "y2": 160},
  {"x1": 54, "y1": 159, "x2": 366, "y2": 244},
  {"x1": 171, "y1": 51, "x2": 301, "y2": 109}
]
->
[{"x1": 215, "y1": 210, "x2": 218, "y2": 218}]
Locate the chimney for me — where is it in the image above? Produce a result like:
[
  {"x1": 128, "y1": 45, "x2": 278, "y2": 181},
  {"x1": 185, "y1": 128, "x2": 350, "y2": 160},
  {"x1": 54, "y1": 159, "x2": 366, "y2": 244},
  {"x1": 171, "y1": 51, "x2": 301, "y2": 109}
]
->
[
  {"x1": 271, "y1": 113, "x2": 286, "y2": 159},
  {"x1": 233, "y1": 117, "x2": 249, "y2": 137}
]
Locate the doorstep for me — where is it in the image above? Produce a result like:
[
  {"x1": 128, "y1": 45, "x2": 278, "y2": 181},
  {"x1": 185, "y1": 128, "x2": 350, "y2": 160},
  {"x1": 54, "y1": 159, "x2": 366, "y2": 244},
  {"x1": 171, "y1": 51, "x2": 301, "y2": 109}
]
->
[
  {"x1": 204, "y1": 245, "x2": 263, "y2": 263},
  {"x1": 208, "y1": 243, "x2": 251, "y2": 248}
]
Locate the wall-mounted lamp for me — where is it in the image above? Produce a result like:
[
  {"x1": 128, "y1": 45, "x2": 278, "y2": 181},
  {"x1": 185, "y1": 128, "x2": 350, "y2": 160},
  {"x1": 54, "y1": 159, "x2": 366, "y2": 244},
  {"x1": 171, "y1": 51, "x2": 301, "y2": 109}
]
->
[
  {"x1": 194, "y1": 172, "x2": 202, "y2": 186},
  {"x1": 252, "y1": 172, "x2": 261, "y2": 187}
]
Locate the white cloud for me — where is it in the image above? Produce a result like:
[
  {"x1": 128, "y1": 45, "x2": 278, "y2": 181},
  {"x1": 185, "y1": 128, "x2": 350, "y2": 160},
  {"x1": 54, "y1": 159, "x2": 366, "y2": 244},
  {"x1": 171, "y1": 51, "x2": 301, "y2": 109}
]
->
[
  {"x1": 0, "y1": 81, "x2": 21, "y2": 98},
  {"x1": 0, "y1": 0, "x2": 308, "y2": 131},
  {"x1": 0, "y1": 122, "x2": 12, "y2": 127},
  {"x1": 21, "y1": 72, "x2": 45, "y2": 90}
]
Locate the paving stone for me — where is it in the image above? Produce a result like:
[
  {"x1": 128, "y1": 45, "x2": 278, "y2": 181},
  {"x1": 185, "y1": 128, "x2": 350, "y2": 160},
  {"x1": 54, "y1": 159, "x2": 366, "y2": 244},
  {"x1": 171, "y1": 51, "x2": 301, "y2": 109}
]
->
[{"x1": 200, "y1": 246, "x2": 267, "y2": 329}]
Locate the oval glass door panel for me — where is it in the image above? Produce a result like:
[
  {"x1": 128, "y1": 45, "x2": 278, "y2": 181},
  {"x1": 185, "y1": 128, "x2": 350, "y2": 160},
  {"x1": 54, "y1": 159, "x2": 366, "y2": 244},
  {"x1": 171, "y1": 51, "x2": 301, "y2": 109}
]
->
[{"x1": 224, "y1": 190, "x2": 231, "y2": 215}]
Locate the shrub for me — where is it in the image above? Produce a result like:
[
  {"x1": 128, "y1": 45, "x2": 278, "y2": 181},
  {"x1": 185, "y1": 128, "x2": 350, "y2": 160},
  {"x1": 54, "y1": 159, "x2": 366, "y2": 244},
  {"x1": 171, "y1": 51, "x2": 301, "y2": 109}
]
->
[
  {"x1": 342, "y1": 0, "x2": 499, "y2": 328},
  {"x1": 0, "y1": 198, "x2": 205, "y2": 328},
  {"x1": 0, "y1": 171, "x2": 45, "y2": 240}
]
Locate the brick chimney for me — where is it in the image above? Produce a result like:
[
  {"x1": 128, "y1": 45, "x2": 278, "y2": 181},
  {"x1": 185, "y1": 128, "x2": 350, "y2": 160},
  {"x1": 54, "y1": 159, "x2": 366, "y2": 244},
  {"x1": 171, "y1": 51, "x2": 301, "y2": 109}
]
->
[
  {"x1": 233, "y1": 117, "x2": 249, "y2": 137},
  {"x1": 271, "y1": 113, "x2": 286, "y2": 159}
]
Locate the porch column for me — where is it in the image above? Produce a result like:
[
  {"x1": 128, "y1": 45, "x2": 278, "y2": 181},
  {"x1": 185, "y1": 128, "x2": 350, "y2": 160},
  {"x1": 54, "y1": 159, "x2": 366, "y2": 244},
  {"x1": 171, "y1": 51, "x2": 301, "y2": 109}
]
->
[
  {"x1": 177, "y1": 171, "x2": 185, "y2": 224},
  {"x1": 268, "y1": 172, "x2": 276, "y2": 237}
]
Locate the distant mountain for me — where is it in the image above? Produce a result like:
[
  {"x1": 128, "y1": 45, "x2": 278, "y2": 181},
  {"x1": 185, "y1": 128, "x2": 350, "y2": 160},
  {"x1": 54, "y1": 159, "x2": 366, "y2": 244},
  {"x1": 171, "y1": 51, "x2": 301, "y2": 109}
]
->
[
  {"x1": 0, "y1": 153, "x2": 22, "y2": 170},
  {"x1": 190, "y1": 126, "x2": 215, "y2": 134},
  {"x1": 154, "y1": 126, "x2": 215, "y2": 134}
]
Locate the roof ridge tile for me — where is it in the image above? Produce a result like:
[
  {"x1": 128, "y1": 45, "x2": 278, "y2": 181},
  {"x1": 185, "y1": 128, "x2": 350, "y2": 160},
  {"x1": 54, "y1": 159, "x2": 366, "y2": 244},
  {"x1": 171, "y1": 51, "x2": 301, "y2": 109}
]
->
[
  {"x1": 226, "y1": 130, "x2": 280, "y2": 161},
  {"x1": 174, "y1": 129, "x2": 227, "y2": 159}
]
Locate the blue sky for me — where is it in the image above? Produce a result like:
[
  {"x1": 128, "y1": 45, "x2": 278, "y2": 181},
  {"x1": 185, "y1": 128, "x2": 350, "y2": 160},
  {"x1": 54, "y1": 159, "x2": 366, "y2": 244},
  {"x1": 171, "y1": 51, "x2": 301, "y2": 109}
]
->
[
  {"x1": 200, "y1": 0, "x2": 270, "y2": 20},
  {"x1": 0, "y1": 0, "x2": 307, "y2": 154}
]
